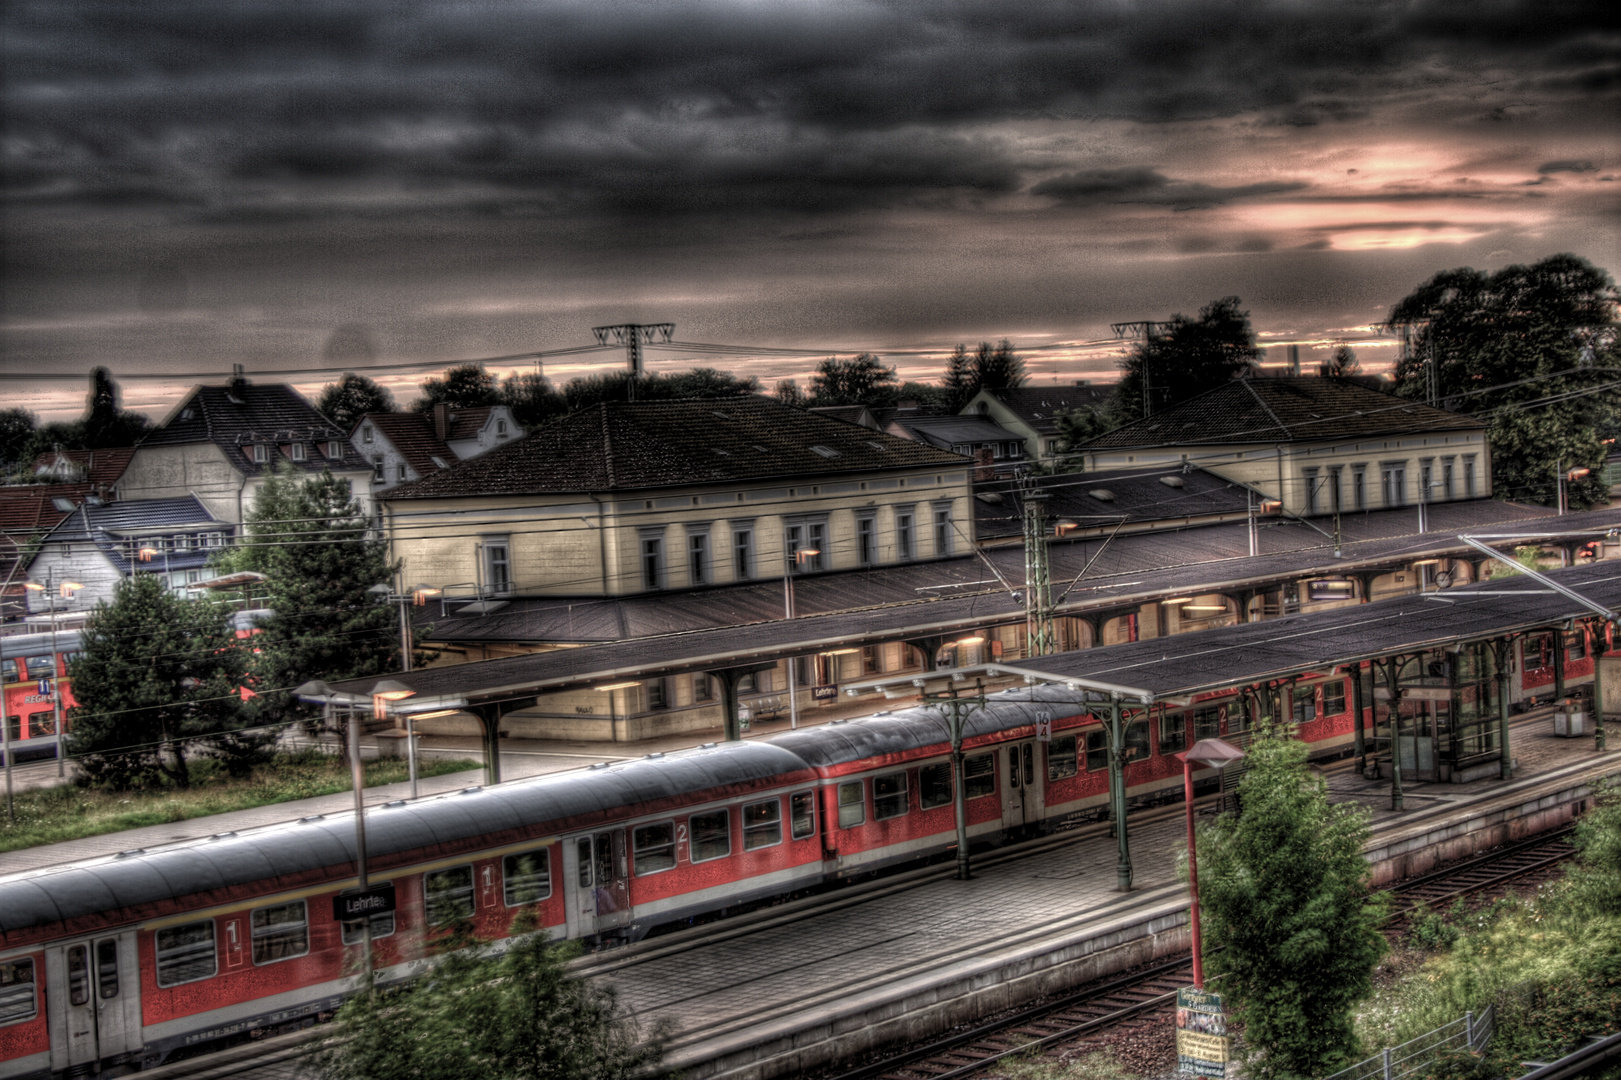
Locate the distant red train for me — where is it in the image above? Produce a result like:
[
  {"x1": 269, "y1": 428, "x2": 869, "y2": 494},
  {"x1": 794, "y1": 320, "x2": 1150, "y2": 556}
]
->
[
  {"x1": 0, "y1": 626, "x2": 1596, "y2": 1078},
  {"x1": 1, "y1": 632, "x2": 82, "y2": 769}
]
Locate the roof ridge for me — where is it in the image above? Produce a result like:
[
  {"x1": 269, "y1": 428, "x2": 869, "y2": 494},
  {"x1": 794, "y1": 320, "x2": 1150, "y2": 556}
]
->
[{"x1": 1242, "y1": 379, "x2": 1292, "y2": 439}]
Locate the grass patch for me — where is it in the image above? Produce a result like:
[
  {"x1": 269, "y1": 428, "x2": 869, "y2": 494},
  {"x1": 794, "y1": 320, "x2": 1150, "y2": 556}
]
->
[
  {"x1": 984, "y1": 1051, "x2": 1136, "y2": 1080},
  {"x1": 0, "y1": 749, "x2": 482, "y2": 853}
]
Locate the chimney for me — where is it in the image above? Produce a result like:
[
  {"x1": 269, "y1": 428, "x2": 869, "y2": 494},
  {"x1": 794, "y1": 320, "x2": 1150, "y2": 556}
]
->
[
  {"x1": 974, "y1": 447, "x2": 996, "y2": 482},
  {"x1": 1288, "y1": 344, "x2": 1300, "y2": 377},
  {"x1": 433, "y1": 402, "x2": 449, "y2": 441}
]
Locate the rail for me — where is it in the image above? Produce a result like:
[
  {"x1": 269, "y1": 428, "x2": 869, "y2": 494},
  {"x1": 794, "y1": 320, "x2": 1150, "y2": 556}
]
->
[{"x1": 1323, "y1": 1006, "x2": 1494, "y2": 1080}]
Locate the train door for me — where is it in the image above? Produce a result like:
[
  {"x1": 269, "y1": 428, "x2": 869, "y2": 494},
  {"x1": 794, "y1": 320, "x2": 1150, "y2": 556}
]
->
[
  {"x1": 563, "y1": 831, "x2": 630, "y2": 939},
  {"x1": 45, "y1": 931, "x2": 140, "y2": 1071},
  {"x1": 1001, "y1": 740, "x2": 1041, "y2": 833}
]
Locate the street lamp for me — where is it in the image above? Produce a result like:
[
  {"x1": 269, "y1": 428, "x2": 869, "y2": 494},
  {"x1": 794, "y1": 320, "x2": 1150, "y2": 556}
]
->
[
  {"x1": 1175, "y1": 737, "x2": 1245, "y2": 989},
  {"x1": 783, "y1": 547, "x2": 819, "y2": 731}
]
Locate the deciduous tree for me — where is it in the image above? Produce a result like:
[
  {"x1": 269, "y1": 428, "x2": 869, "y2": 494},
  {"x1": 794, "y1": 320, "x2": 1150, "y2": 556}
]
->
[
  {"x1": 1110, "y1": 296, "x2": 1260, "y2": 425},
  {"x1": 1386, "y1": 254, "x2": 1620, "y2": 510},
  {"x1": 319, "y1": 372, "x2": 397, "y2": 431},
  {"x1": 500, "y1": 372, "x2": 565, "y2": 429},
  {"x1": 415, "y1": 363, "x2": 501, "y2": 410},
  {"x1": 1199, "y1": 723, "x2": 1386, "y2": 1080},
  {"x1": 67, "y1": 577, "x2": 261, "y2": 789},
  {"x1": 811, "y1": 353, "x2": 898, "y2": 406},
  {"x1": 774, "y1": 378, "x2": 808, "y2": 407}
]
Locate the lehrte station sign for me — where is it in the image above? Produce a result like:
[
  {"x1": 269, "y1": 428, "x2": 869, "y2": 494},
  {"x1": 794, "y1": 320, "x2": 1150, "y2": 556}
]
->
[{"x1": 333, "y1": 884, "x2": 396, "y2": 921}]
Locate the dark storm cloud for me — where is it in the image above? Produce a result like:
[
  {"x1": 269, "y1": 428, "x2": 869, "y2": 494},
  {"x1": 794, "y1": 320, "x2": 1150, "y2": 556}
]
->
[
  {"x1": 4, "y1": 0, "x2": 1615, "y2": 221},
  {"x1": 1539, "y1": 159, "x2": 1599, "y2": 173}
]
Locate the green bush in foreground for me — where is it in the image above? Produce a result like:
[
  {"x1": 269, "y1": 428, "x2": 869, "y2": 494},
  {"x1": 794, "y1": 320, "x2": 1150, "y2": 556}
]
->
[
  {"x1": 314, "y1": 916, "x2": 667, "y2": 1080},
  {"x1": 1199, "y1": 722, "x2": 1387, "y2": 1080}
]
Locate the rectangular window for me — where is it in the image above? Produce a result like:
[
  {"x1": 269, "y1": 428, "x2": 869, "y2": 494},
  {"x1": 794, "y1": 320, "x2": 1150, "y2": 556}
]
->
[
  {"x1": 1420, "y1": 462, "x2": 1433, "y2": 503},
  {"x1": 155, "y1": 921, "x2": 216, "y2": 987},
  {"x1": 693, "y1": 673, "x2": 713, "y2": 701},
  {"x1": 1323, "y1": 680, "x2": 1347, "y2": 717},
  {"x1": 1085, "y1": 729, "x2": 1109, "y2": 772},
  {"x1": 862, "y1": 645, "x2": 881, "y2": 675},
  {"x1": 1124, "y1": 719, "x2": 1150, "y2": 762},
  {"x1": 483, "y1": 540, "x2": 511, "y2": 594},
  {"x1": 396, "y1": 462, "x2": 407, "y2": 482},
  {"x1": 96, "y1": 940, "x2": 118, "y2": 1001},
  {"x1": 1566, "y1": 629, "x2": 1587, "y2": 661},
  {"x1": 688, "y1": 531, "x2": 709, "y2": 585},
  {"x1": 964, "y1": 753, "x2": 996, "y2": 798},
  {"x1": 1292, "y1": 685, "x2": 1317, "y2": 724},
  {"x1": 2, "y1": 659, "x2": 17, "y2": 683},
  {"x1": 67, "y1": 945, "x2": 89, "y2": 1006},
  {"x1": 424, "y1": 866, "x2": 476, "y2": 925},
  {"x1": 1328, "y1": 467, "x2": 1343, "y2": 513},
  {"x1": 919, "y1": 762, "x2": 953, "y2": 808},
  {"x1": 0, "y1": 959, "x2": 35, "y2": 1025},
  {"x1": 503, "y1": 849, "x2": 552, "y2": 906},
  {"x1": 743, "y1": 799, "x2": 782, "y2": 850},
  {"x1": 327, "y1": 441, "x2": 342, "y2": 459},
  {"x1": 1193, "y1": 705, "x2": 1223, "y2": 742},
  {"x1": 690, "y1": 810, "x2": 730, "y2": 862},
  {"x1": 633, "y1": 822, "x2": 676, "y2": 874},
  {"x1": 372, "y1": 456, "x2": 385, "y2": 482},
  {"x1": 1047, "y1": 733, "x2": 1079, "y2": 780},
  {"x1": 807, "y1": 522, "x2": 826, "y2": 570},
  {"x1": 646, "y1": 678, "x2": 669, "y2": 710},
  {"x1": 1443, "y1": 458, "x2": 1455, "y2": 500},
  {"x1": 251, "y1": 901, "x2": 309, "y2": 965},
  {"x1": 341, "y1": 910, "x2": 395, "y2": 945},
  {"x1": 933, "y1": 507, "x2": 953, "y2": 556},
  {"x1": 253, "y1": 444, "x2": 268, "y2": 463},
  {"x1": 732, "y1": 525, "x2": 753, "y2": 580},
  {"x1": 857, "y1": 515, "x2": 875, "y2": 566},
  {"x1": 1159, "y1": 713, "x2": 1187, "y2": 755},
  {"x1": 791, "y1": 791, "x2": 816, "y2": 839},
  {"x1": 838, "y1": 781, "x2": 865, "y2": 827},
  {"x1": 1464, "y1": 456, "x2": 1477, "y2": 497},
  {"x1": 641, "y1": 535, "x2": 664, "y2": 590},
  {"x1": 1303, "y1": 468, "x2": 1320, "y2": 515},
  {"x1": 1382, "y1": 463, "x2": 1406, "y2": 507},
  {"x1": 290, "y1": 443, "x2": 306, "y2": 462},
  {"x1": 873, "y1": 772, "x2": 908, "y2": 820},
  {"x1": 1352, "y1": 466, "x2": 1367, "y2": 511},
  {"x1": 362, "y1": 427, "x2": 374, "y2": 444},
  {"x1": 896, "y1": 510, "x2": 914, "y2": 560}
]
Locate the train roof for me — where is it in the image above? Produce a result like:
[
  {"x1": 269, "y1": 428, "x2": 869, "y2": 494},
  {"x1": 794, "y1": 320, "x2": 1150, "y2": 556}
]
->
[
  {"x1": 0, "y1": 739, "x2": 815, "y2": 936},
  {"x1": 770, "y1": 684, "x2": 1090, "y2": 767},
  {"x1": 1, "y1": 630, "x2": 83, "y2": 659}
]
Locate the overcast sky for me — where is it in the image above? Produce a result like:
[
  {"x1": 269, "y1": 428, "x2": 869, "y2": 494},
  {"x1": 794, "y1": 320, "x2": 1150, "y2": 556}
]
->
[{"x1": 3, "y1": 0, "x2": 1617, "y2": 422}]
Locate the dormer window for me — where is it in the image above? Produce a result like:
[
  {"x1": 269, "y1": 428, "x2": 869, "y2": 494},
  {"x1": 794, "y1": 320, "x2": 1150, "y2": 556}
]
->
[
  {"x1": 290, "y1": 443, "x2": 306, "y2": 462},
  {"x1": 253, "y1": 444, "x2": 268, "y2": 463},
  {"x1": 362, "y1": 426, "x2": 374, "y2": 444},
  {"x1": 326, "y1": 441, "x2": 341, "y2": 459},
  {"x1": 496, "y1": 419, "x2": 509, "y2": 437}
]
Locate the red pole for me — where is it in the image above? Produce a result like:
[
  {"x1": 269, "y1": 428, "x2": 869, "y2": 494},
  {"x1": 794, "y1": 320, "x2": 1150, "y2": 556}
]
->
[{"x1": 1184, "y1": 754, "x2": 1203, "y2": 989}]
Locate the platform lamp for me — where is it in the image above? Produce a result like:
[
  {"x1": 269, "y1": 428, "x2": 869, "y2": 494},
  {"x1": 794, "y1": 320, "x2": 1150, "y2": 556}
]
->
[
  {"x1": 371, "y1": 679, "x2": 418, "y2": 798},
  {"x1": 294, "y1": 678, "x2": 379, "y2": 977},
  {"x1": 1175, "y1": 738, "x2": 1245, "y2": 989}
]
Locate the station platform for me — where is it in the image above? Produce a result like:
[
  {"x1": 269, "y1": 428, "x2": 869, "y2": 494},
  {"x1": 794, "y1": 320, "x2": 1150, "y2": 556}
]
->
[{"x1": 578, "y1": 720, "x2": 1620, "y2": 1080}]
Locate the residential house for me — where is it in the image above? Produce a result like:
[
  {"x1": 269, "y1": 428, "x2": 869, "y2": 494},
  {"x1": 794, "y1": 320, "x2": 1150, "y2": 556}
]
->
[
  {"x1": 884, "y1": 414, "x2": 1025, "y2": 473},
  {"x1": 1080, "y1": 377, "x2": 1491, "y2": 516},
  {"x1": 353, "y1": 403, "x2": 521, "y2": 495},
  {"x1": 23, "y1": 496, "x2": 232, "y2": 616},
  {"x1": 380, "y1": 396, "x2": 973, "y2": 603},
  {"x1": 117, "y1": 382, "x2": 374, "y2": 523},
  {"x1": 962, "y1": 385, "x2": 1111, "y2": 464},
  {"x1": 0, "y1": 452, "x2": 136, "y2": 624}
]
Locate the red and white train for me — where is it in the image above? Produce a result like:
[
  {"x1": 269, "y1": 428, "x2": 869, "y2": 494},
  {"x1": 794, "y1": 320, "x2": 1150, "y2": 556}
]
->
[
  {"x1": 1, "y1": 633, "x2": 83, "y2": 770},
  {"x1": 0, "y1": 626, "x2": 1594, "y2": 1078}
]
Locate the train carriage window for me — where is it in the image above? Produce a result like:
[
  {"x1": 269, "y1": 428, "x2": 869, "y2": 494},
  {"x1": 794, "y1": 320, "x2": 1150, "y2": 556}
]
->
[
  {"x1": 577, "y1": 838, "x2": 594, "y2": 886},
  {"x1": 1085, "y1": 730, "x2": 1109, "y2": 771},
  {"x1": 425, "y1": 866, "x2": 476, "y2": 926},
  {"x1": 1565, "y1": 629, "x2": 1587, "y2": 661},
  {"x1": 743, "y1": 799, "x2": 782, "y2": 850},
  {"x1": 873, "y1": 772, "x2": 909, "y2": 820},
  {"x1": 156, "y1": 920, "x2": 217, "y2": 987},
  {"x1": 919, "y1": 762, "x2": 953, "y2": 809},
  {"x1": 690, "y1": 809, "x2": 731, "y2": 862},
  {"x1": 1, "y1": 659, "x2": 16, "y2": 683},
  {"x1": 633, "y1": 822, "x2": 676, "y2": 874},
  {"x1": 837, "y1": 781, "x2": 865, "y2": 827},
  {"x1": 1123, "y1": 719, "x2": 1150, "y2": 762},
  {"x1": 251, "y1": 901, "x2": 309, "y2": 964},
  {"x1": 790, "y1": 792, "x2": 816, "y2": 839},
  {"x1": 0, "y1": 959, "x2": 36, "y2": 1025},
  {"x1": 1193, "y1": 706, "x2": 1223, "y2": 742},
  {"x1": 1159, "y1": 714, "x2": 1187, "y2": 756},
  {"x1": 1292, "y1": 686, "x2": 1317, "y2": 724},
  {"x1": 964, "y1": 753, "x2": 996, "y2": 799},
  {"x1": 1047, "y1": 734, "x2": 1079, "y2": 780},
  {"x1": 1323, "y1": 681, "x2": 1347, "y2": 717},
  {"x1": 67, "y1": 945, "x2": 89, "y2": 1006},
  {"x1": 340, "y1": 911, "x2": 395, "y2": 945},
  {"x1": 96, "y1": 940, "x2": 118, "y2": 1000},
  {"x1": 503, "y1": 850, "x2": 552, "y2": 906},
  {"x1": 21, "y1": 655, "x2": 55, "y2": 680}
]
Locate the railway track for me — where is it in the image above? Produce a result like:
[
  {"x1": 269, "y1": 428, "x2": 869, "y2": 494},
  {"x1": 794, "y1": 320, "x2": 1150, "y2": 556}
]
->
[{"x1": 818, "y1": 826, "x2": 1581, "y2": 1080}]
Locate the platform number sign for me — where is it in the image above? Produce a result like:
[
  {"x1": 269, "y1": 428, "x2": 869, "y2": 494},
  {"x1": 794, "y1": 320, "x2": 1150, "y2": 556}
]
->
[
  {"x1": 1036, "y1": 711, "x2": 1051, "y2": 743},
  {"x1": 1177, "y1": 987, "x2": 1229, "y2": 1078}
]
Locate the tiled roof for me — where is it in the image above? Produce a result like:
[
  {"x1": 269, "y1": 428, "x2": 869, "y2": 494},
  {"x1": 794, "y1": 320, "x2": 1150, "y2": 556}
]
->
[
  {"x1": 973, "y1": 466, "x2": 1253, "y2": 540},
  {"x1": 29, "y1": 448, "x2": 135, "y2": 485},
  {"x1": 37, "y1": 495, "x2": 228, "y2": 576},
  {"x1": 1085, "y1": 376, "x2": 1482, "y2": 449},
  {"x1": 985, "y1": 387, "x2": 1110, "y2": 434},
  {"x1": 444, "y1": 406, "x2": 495, "y2": 442},
  {"x1": 384, "y1": 396, "x2": 970, "y2": 499},
  {"x1": 361, "y1": 413, "x2": 456, "y2": 478},
  {"x1": 890, "y1": 415, "x2": 1022, "y2": 450},
  {"x1": 140, "y1": 383, "x2": 370, "y2": 477}
]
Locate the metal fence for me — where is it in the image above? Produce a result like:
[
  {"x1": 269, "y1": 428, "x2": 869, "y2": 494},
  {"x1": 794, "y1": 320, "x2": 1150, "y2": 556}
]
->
[{"x1": 1323, "y1": 1006, "x2": 1495, "y2": 1080}]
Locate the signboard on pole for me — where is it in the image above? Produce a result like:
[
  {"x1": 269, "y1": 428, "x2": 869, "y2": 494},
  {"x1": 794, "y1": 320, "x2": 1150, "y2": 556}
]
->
[
  {"x1": 812, "y1": 685, "x2": 839, "y2": 702},
  {"x1": 1177, "y1": 987, "x2": 1229, "y2": 1078},
  {"x1": 1036, "y1": 711, "x2": 1052, "y2": 743},
  {"x1": 333, "y1": 884, "x2": 396, "y2": 922}
]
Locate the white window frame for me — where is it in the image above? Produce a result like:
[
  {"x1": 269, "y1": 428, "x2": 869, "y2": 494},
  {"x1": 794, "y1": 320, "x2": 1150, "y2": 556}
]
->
[
  {"x1": 502, "y1": 849, "x2": 552, "y2": 907},
  {"x1": 482, "y1": 536, "x2": 512, "y2": 596},
  {"x1": 837, "y1": 780, "x2": 865, "y2": 828},
  {"x1": 687, "y1": 527, "x2": 710, "y2": 586},
  {"x1": 289, "y1": 443, "x2": 306, "y2": 462},
  {"x1": 632, "y1": 821, "x2": 676, "y2": 875},
  {"x1": 0, "y1": 958, "x2": 37, "y2": 1026},
  {"x1": 873, "y1": 771, "x2": 909, "y2": 820},
  {"x1": 932, "y1": 504, "x2": 953, "y2": 556},
  {"x1": 689, "y1": 808, "x2": 731, "y2": 863},
  {"x1": 895, "y1": 507, "x2": 915, "y2": 561},
  {"x1": 742, "y1": 798, "x2": 783, "y2": 850},
  {"x1": 252, "y1": 444, "x2": 268, "y2": 464},
  {"x1": 731, "y1": 522, "x2": 754, "y2": 581},
  {"x1": 250, "y1": 900, "x2": 310, "y2": 966},
  {"x1": 155, "y1": 919, "x2": 217, "y2": 988},
  {"x1": 790, "y1": 791, "x2": 816, "y2": 839},
  {"x1": 424, "y1": 865, "x2": 476, "y2": 926}
]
